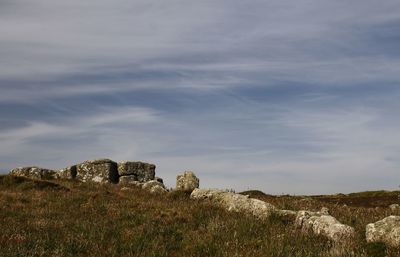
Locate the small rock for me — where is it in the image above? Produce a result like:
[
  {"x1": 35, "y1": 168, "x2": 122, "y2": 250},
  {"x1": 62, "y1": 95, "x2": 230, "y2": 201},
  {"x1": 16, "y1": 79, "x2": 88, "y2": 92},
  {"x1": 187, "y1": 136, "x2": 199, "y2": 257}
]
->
[
  {"x1": 389, "y1": 204, "x2": 400, "y2": 210},
  {"x1": 190, "y1": 188, "x2": 276, "y2": 219},
  {"x1": 366, "y1": 215, "x2": 400, "y2": 247},
  {"x1": 176, "y1": 171, "x2": 199, "y2": 192},
  {"x1": 120, "y1": 187, "x2": 130, "y2": 191},
  {"x1": 142, "y1": 180, "x2": 167, "y2": 194},
  {"x1": 295, "y1": 211, "x2": 355, "y2": 242},
  {"x1": 149, "y1": 185, "x2": 168, "y2": 194}
]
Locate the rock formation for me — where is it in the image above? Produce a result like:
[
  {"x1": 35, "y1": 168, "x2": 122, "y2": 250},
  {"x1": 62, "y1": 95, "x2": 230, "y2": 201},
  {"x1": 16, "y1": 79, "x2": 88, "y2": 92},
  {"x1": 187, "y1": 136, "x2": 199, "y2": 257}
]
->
[
  {"x1": 295, "y1": 210, "x2": 355, "y2": 242},
  {"x1": 75, "y1": 159, "x2": 119, "y2": 183},
  {"x1": 9, "y1": 167, "x2": 57, "y2": 180},
  {"x1": 8, "y1": 158, "x2": 159, "y2": 186},
  {"x1": 176, "y1": 171, "x2": 199, "y2": 192},
  {"x1": 190, "y1": 188, "x2": 276, "y2": 219},
  {"x1": 117, "y1": 161, "x2": 155, "y2": 182},
  {"x1": 366, "y1": 215, "x2": 400, "y2": 247}
]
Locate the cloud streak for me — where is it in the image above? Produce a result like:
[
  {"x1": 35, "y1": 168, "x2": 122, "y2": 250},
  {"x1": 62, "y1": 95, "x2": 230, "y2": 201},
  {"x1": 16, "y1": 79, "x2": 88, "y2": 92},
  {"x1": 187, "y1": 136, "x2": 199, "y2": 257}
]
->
[{"x1": 1, "y1": 0, "x2": 400, "y2": 194}]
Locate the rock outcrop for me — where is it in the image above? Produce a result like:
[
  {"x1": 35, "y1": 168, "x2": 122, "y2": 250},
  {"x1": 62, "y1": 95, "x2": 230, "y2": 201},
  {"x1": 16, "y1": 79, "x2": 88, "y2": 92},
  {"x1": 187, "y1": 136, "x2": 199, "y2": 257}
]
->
[
  {"x1": 76, "y1": 159, "x2": 119, "y2": 183},
  {"x1": 176, "y1": 171, "x2": 199, "y2": 192},
  {"x1": 9, "y1": 158, "x2": 161, "y2": 186},
  {"x1": 295, "y1": 211, "x2": 355, "y2": 242},
  {"x1": 9, "y1": 167, "x2": 57, "y2": 180},
  {"x1": 190, "y1": 188, "x2": 276, "y2": 219},
  {"x1": 366, "y1": 215, "x2": 400, "y2": 247}
]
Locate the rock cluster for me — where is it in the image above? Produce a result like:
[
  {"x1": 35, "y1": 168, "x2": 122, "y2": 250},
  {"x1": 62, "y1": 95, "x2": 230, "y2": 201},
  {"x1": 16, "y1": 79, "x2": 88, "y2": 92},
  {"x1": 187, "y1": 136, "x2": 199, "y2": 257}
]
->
[
  {"x1": 176, "y1": 171, "x2": 199, "y2": 192},
  {"x1": 190, "y1": 188, "x2": 276, "y2": 219},
  {"x1": 295, "y1": 210, "x2": 355, "y2": 242},
  {"x1": 9, "y1": 159, "x2": 158, "y2": 186},
  {"x1": 9, "y1": 167, "x2": 57, "y2": 180},
  {"x1": 366, "y1": 215, "x2": 400, "y2": 247}
]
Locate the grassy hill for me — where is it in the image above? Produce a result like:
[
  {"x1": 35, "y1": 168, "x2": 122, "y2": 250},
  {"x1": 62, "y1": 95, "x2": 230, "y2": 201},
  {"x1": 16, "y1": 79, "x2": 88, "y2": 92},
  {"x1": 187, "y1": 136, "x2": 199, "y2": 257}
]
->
[{"x1": 1, "y1": 175, "x2": 399, "y2": 257}]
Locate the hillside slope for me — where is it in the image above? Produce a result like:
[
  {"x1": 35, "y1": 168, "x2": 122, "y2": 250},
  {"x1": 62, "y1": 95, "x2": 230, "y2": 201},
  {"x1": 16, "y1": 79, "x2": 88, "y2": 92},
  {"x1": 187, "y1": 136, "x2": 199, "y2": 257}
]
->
[{"x1": 0, "y1": 175, "x2": 399, "y2": 257}]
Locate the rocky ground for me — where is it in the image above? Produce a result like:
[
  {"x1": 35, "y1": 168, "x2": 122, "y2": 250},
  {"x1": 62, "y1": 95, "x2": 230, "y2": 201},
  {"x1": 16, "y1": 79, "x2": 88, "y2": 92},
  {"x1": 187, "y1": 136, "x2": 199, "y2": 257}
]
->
[{"x1": 0, "y1": 174, "x2": 400, "y2": 257}]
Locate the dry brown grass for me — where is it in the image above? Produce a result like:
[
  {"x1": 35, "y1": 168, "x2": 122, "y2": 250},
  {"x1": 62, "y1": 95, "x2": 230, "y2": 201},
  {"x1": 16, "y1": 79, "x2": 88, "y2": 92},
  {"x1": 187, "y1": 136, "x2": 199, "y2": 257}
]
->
[{"x1": 0, "y1": 175, "x2": 399, "y2": 257}]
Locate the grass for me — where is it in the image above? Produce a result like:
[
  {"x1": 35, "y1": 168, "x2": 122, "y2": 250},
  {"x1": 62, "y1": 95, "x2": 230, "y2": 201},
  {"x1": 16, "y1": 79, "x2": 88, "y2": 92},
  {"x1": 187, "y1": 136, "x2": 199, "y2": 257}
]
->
[{"x1": 0, "y1": 175, "x2": 399, "y2": 257}]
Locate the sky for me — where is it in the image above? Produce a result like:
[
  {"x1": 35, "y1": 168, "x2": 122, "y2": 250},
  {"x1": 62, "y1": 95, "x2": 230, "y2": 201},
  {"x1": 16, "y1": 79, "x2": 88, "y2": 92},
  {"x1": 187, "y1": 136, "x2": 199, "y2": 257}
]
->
[{"x1": 1, "y1": 0, "x2": 400, "y2": 194}]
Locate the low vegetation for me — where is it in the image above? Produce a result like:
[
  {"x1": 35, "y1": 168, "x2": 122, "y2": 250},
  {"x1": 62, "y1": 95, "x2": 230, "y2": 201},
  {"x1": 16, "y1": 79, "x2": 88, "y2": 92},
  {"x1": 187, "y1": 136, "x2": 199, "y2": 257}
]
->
[{"x1": 1, "y1": 175, "x2": 399, "y2": 257}]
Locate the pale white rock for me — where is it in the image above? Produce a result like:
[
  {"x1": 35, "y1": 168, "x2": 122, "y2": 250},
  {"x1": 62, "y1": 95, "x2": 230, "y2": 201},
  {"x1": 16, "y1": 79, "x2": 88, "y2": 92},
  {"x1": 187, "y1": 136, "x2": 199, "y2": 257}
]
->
[
  {"x1": 389, "y1": 204, "x2": 400, "y2": 210},
  {"x1": 176, "y1": 171, "x2": 199, "y2": 192},
  {"x1": 142, "y1": 180, "x2": 167, "y2": 194},
  {"x1": 190, "y1": 188, "x2": 276, "y2": 219},
  {"x1": 295, "y1": 211, "x2": 355, "y2": 242},
  {"x1": 366, "y1": 215, "x2": 400, "y2": 247}
]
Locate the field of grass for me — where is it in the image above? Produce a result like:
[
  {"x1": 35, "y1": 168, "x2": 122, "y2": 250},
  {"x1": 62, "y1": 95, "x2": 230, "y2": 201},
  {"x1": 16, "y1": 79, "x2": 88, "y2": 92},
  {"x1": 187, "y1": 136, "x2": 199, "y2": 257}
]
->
[{"x1": 1, "y1": 175, "x2": 400, "y2": 257}]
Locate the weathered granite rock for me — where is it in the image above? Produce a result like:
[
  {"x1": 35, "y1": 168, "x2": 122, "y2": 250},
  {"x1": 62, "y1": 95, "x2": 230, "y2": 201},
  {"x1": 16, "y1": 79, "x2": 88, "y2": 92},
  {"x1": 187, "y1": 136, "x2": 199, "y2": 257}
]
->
[
  {"x1": 190, "y1": 188, "x2": 276, "y2": 219},
  {"x1": 9, "y1": 167, "x2": 56, "y2": 180},
  {"x1": 366, "y1": 216, "x2": 400, "y2": 247},
  {"x1": 295, "y1": 211, "x2": 355, "y2": 242},
  {"x1": 76, "y1": 159, "x2": 118, "y2": 183},
  {"x1": 119, "y1": 175, "x2": 138, "y2": 185},
  {"x1": 176, "y1": 171, "x2": 199, "y2": 192},
  {"x1": 389, "y1": 204, "x2": 400, "y2": 211},
  {"x1": 117, "y1": 161, "x2": 155, "y2": 182},
  {"x1": 142, "y1": 180, "x2": 167, "y2": 194},
  {"x1": 56, "y1": 165, "x2": 77, "y2": 179}
]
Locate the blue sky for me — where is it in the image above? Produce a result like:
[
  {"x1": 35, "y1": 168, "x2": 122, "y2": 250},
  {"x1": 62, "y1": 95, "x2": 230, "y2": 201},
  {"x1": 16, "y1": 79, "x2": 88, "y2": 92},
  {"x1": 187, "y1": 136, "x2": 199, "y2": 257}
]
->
[{"x1": 1, "y1": 0, "x2": 400, "y2": 194}]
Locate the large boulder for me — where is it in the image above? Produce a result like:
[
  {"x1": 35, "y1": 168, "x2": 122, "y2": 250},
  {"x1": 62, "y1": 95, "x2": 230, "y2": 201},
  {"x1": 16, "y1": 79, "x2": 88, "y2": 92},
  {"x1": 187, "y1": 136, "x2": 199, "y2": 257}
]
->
[
  {"x1": 117, "y1": 161, "x2": 155, "y2": 182},
  {"x1": 9, "y1": 167, "x2": 56, "y2": 180},
  {"x1": 190, "y1": 188, "x2": 276, "y2": 219},
  {"x1": 176, "y1": 171, "x2": 199, "y2": 192},
  {"x1": 76, "y1": 159, "x2": 119, "y2": 183},
  {"x1": 366, "y1": 216, "x2": 400, "y2": 247},
  {"x1": 56, "y1": 165, "x2": 77, "y2": 179},
  {"x1": 295, "y1": 211, "x2": 355, "y2": 242}
]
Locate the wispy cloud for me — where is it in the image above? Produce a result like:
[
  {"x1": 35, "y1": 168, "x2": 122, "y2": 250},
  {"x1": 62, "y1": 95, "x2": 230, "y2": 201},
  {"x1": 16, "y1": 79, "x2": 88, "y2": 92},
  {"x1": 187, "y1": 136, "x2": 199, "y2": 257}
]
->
[{"x1": 1, "y1": 0, "x2": 400, "y2": 193}]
